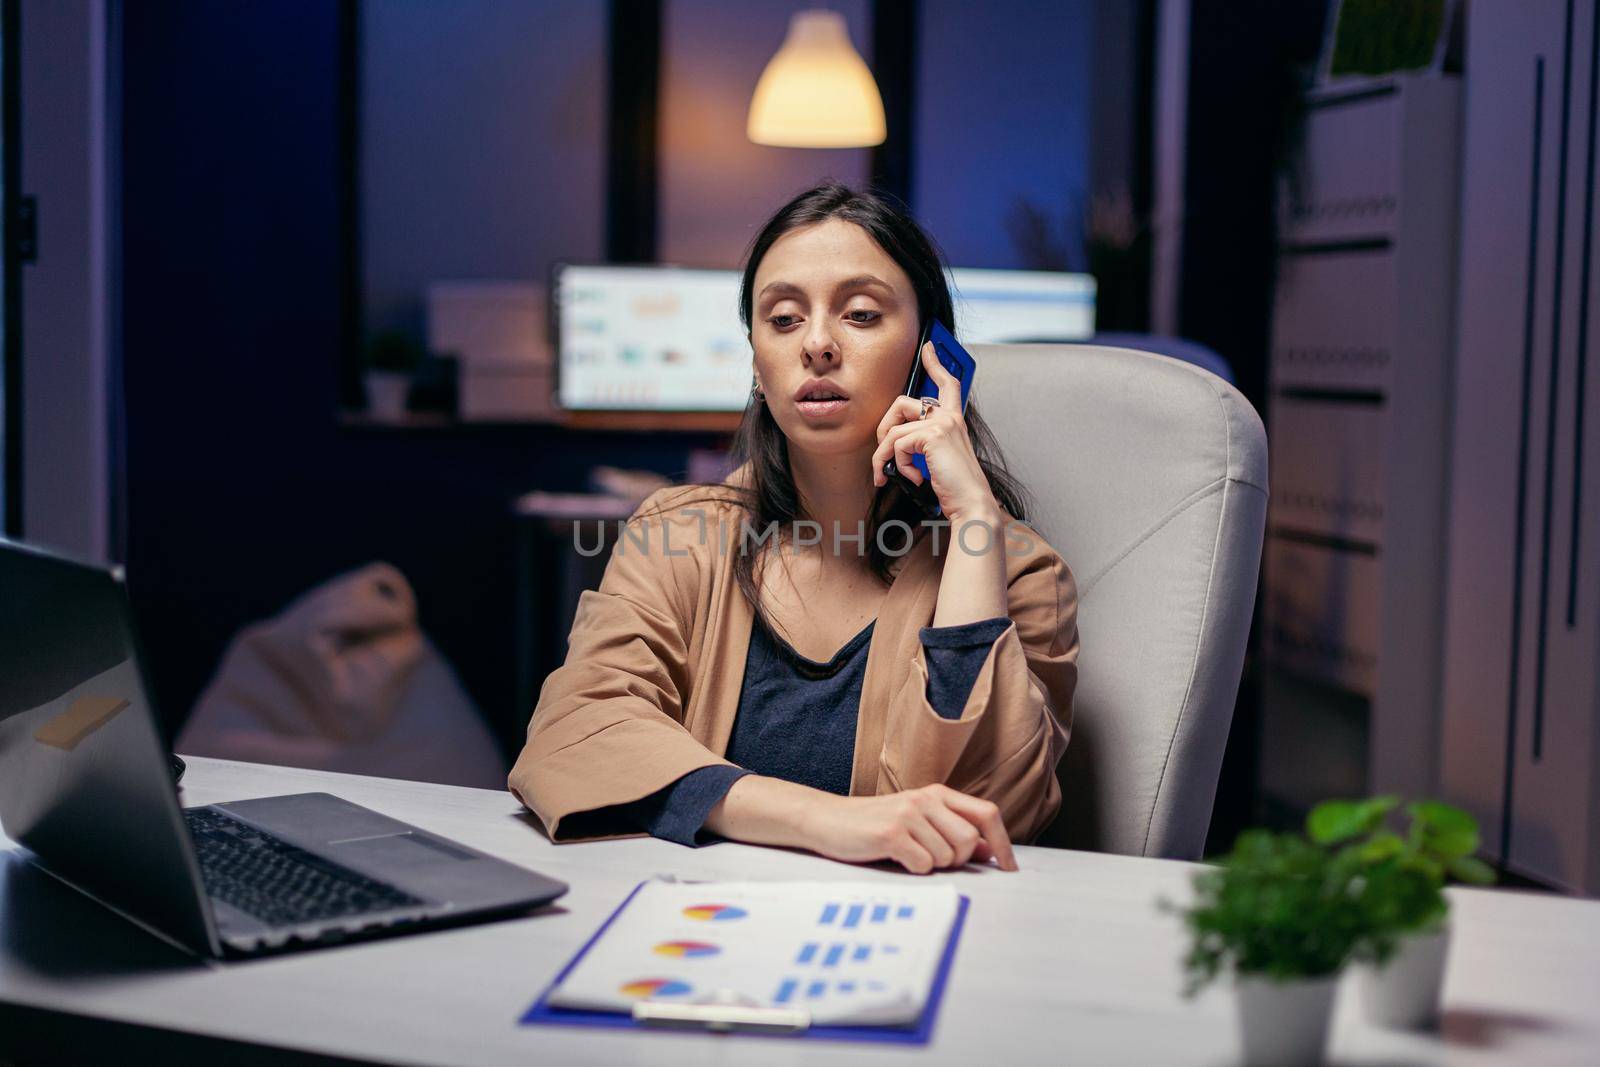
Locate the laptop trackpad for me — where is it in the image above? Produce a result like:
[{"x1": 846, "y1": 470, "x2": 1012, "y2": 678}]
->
[{"x1": 330, "y1": 832, "x2": 476, "y2": 875}]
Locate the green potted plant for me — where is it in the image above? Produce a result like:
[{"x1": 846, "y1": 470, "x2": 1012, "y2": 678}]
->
[
  {"x1": 1170, "y1": 829, "x2": 1369, "y2": 1066},
  {"x1": 364, "y1": 330, "x2": 423, "y2": 420},
  {"x1": 1307, "y1": 796, "x2": 1494, "y2": 1029}
]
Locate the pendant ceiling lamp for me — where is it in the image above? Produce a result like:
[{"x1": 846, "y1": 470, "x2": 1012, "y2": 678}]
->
[{"x1": 747, "y1": 10, "x2": 886, "y2": 148}]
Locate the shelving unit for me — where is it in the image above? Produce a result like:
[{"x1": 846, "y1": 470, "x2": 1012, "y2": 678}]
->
[{"x1": 1260, "y1": 75, "x2": 1463, "y2": 812}]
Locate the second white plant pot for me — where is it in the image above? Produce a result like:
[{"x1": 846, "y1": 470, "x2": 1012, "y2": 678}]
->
[
  {"x1": 1234, "y1": 972, "x2": 1340, "y2": 1067},
  {"x1": 1354, "y1": 923, "x2": 1451, "y2": 1029}
]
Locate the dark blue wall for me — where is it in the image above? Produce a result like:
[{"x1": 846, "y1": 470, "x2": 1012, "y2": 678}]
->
[
  {"x1": 362, "y1": 0, "x2": 608, "y2": 337},
  {"x1": 914, "y1": 0, "x2": 1095, "y2": 269}
]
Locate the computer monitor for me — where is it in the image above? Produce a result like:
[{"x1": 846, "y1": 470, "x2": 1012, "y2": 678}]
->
[
  {"x1": 550, "y1": 263, "x2": 1098, "y2": 413},
  {"x1": 946, "y1": 268, "x2": 1096, "y2": 343},
  {"x1": 553, "y1": 264, "x2": 749, "y2": 412}
]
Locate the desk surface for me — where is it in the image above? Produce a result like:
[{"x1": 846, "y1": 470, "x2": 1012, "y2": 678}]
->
[{"x1": 3, "y1": 757, "x2": 1598, "y2": 1066}]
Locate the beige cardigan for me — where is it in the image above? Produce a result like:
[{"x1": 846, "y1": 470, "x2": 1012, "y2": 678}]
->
[{"x1": 508, "y1": 478, "x2": 1080, "y2": 843}]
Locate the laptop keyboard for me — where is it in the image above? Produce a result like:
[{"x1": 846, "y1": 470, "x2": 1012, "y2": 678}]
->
[{"x1": 184, "y1": 807, "x2": 425, "y2": 928}]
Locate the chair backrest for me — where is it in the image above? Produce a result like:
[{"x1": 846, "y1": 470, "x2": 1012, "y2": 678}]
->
[
  {"x1": 1087, "y1": 332, "x2": 1235, "y2": 384},
  {"x1": 973, "y1": 344, "x2": 1268, "y2": 860}
]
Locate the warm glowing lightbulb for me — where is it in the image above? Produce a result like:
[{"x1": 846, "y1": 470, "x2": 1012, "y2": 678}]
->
[{"x1": 747, "y1": 10, "x2": 887, "y2": 148}]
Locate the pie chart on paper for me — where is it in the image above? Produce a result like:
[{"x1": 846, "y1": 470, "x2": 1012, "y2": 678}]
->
[
  {"x1": 682, "y1": 903, "x2": 748, "y2": 921},
  {"x1": 653, "y1": 940, "x2": 721, "y2": 958},
  {"x1": 619, "y1": 978, "x2": 694, "y2": 998}
]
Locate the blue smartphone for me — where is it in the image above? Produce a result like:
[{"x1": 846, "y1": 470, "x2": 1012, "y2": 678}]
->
[{"x1": 882, "y1": 319, "x2": 977, "y2": 517}]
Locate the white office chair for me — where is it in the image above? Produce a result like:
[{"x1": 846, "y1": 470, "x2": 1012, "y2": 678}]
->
[{"x1": 973, "y1": 344, "x2": 1268, "y2": 860}]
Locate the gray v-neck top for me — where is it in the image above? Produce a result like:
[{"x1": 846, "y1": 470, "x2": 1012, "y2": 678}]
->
[{"x1": 599, "y1": 613, "x2": 1012, "y2": 846}]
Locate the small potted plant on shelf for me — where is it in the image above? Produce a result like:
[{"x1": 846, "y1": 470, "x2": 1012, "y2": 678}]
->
[
  {"x1": 1170, "y1": 828, "x2": 1368, "y2": 1067},
  {"x1": 1308, "y1": 796, "x2": 1495, "y2": 1029},
  {"x1": 363, "y1": 330, "x2": 422, "y2": 420}
]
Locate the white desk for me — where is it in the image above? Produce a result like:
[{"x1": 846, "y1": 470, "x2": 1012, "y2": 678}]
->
[{"x1": 2, "y1": 757, "x2": 1598, "y2": 1065}]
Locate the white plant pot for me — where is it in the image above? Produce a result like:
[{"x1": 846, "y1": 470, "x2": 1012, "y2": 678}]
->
[
  {"x1": 1355, "y1": 923, "x2": 1450, "y2": 1030},
  {"x1": 1234, "y1": 972, "x2": 1339, "y2": 1067},
  {"x1": 364, "y1": 371, "x2": 411, "y2": 420}
]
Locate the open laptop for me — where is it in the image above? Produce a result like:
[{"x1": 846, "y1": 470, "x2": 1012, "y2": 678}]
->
[{"x1": 0, "y1": 539, "x2": 567, "y2": 958}]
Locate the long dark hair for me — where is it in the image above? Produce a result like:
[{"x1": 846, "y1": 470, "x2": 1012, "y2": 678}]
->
[{"x1": 652, "y1": 182, "x2": 1029, "y2": 636}]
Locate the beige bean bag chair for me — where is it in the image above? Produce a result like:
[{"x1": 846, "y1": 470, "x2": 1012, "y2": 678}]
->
[{"x1": 177, "y1": 562, "x2": 506, "y2": 789}]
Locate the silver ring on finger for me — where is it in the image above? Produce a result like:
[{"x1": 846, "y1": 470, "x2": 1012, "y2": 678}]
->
[{"x1": 918, "y1": 396, "x2": 941, "y2": 420}]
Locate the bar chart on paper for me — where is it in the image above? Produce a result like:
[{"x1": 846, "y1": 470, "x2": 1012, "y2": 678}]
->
[{"x1": 538, "y1": 880, "x2": 963, "y2": 1026}]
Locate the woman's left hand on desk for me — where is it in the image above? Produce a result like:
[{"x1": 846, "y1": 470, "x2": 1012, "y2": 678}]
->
[
  {"x1": 800, "y1": 783, "x2": 1018, "y2": 874},
  {"x1": 707, "y1": 773, "x2": 1018, "y2": 874}
]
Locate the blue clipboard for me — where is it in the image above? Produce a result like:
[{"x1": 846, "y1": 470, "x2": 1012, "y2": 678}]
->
[{"x1": 519, "y1": 880, "x2": 970, "y2": 1045}]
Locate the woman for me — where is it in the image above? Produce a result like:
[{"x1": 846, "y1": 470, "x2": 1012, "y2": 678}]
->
[{"x1": 508, "y1": 182, "x2": 1079, "y2": 874}]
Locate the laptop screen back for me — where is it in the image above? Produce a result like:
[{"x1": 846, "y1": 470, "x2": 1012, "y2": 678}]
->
[{"x1": 0, "y1": 541, "x2": 218, "y2": 955}]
